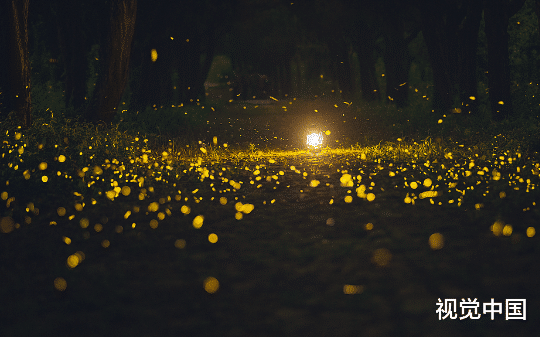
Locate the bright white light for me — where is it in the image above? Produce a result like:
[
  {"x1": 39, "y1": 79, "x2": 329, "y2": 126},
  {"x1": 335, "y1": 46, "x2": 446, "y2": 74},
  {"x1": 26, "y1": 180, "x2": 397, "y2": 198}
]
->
[{"x1": 307, "y1": 132, "x2": 323, "y2": 148}]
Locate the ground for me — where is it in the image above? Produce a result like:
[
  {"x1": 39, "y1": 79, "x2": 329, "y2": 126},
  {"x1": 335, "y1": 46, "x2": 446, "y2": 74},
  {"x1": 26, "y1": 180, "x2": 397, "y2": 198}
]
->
[{"x1": 1, "y1": 95, "x2": 539, "y2": 336}]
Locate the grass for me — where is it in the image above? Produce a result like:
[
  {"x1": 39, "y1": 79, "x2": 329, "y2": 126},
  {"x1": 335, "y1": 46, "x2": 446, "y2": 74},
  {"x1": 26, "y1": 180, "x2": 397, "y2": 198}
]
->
[{"x1": 1, "y1": 94, "x2": 539, "y2": 336}]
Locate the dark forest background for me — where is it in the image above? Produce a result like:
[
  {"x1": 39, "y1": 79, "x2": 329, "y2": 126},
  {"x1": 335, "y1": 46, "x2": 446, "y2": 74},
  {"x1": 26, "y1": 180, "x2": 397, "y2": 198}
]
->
[
  {"x1": 1, "y1": 0, "x2": 540, "y2": 130},
  {"x1": 2, "y1": 3, "x2": 540, "y2": 335}
]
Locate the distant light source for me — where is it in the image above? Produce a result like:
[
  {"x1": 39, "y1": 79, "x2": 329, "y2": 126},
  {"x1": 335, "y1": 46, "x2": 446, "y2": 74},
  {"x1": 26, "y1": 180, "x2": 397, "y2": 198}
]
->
[
  {"x1": 307, "y1": 131, "x2": 323, "y2": 148},
  {"x1": 306, "y1": 124, "x2": 325, "y2": 151}
]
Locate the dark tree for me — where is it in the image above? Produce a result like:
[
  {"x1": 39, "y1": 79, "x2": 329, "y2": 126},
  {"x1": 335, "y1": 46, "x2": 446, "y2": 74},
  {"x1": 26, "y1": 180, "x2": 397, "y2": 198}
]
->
[
  {"x1": 380, "y1": 2, "x2": 412, "y2": 108},
  {"x1": 420, "y1": 0, "x2": 483, "y2": 115},
  {"x1": 0, "y1": 0, "x2": 32, "y2": 128},
  {"x1": 226, "y1": 1, "x2": 297, "y2": 100},
  {"x1": 457, "y1": 0, "x2": 483, "y2": 115},
  {"x1": 484, "y1": 0, "x2": 527, "y2": 121},
  {"x1": 178, "y1": 21, "x2": 216, "y2": 104},
  {"x1": 317, "y1": 0, "x2": 354, "y2": 101},
  {"x1": 130, "y1": 11, "x2": 173, "y2": 111},
  {"x1": 536, "y1": 0, "x2": 540, "y2": 34},
  {"x1": 262, "y1": 20, "x2": 298, "y2": 99},
  {"x1": 130, "y1": 1, "x2": 231, "y2": 110},
  {"x1": 51, "y1": 0, "x2": 93, "y2": 115},
  {"x1": 86, "y1": 0, "x2": 137, "y2": 124},
  {"x1": 326, "y1": 35, "x2": 354, "y2": 101},
  {"x1": 351, "y1": 19, "x2": 380, "y2": 102},
  {"x1": 290, "y1": 0, "x2": 354, "y2": 100},
  {"x1": 189, "y1": 2, "x2": 227, "y2": 104}
]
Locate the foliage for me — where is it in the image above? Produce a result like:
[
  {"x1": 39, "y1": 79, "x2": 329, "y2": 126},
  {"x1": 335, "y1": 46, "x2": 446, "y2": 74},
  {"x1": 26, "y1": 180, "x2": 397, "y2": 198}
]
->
[
  {"x1": 205, "y1": 55, "x2": 234, "y2": 85},
  {"x1": 116, "y1": 103, "x2": 212, "y2": 140}
]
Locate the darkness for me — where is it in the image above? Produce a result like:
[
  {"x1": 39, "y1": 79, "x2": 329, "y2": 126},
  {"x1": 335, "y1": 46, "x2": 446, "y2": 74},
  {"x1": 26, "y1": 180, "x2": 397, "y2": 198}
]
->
[
  {"x1": 1, "y1": 0, "x2": 540, "y2": 336},
  {"x1": 1, "y1": 0, "x2": 539, "y2": 124}
]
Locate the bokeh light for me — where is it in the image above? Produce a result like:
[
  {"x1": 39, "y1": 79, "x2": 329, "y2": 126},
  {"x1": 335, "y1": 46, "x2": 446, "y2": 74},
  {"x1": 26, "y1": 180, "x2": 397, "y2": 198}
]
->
[
  {"x1": 372, "y1": 248, "x2": 392, "y2": 267},
  {"x1": 208, "y1": 233, "x2": 218, "y2": 243},
  {"x1": 204, "y1": 277, "x2": 219, "y2": 293},
  {"x1": 54, "y1": 277, "x2": 67, "y2": 291},
  {"x1": 193, "y1": 215, "x2": 204, "y2": 228},
  {"x1": 429, "y1": 233, "x2": 444, "y2": 250}
]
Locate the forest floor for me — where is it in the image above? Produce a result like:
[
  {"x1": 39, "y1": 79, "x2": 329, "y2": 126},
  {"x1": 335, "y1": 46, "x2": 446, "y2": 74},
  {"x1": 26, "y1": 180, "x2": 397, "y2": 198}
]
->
[{"x1": 1, "y1": 93, "x2": 539, "y2": 336}]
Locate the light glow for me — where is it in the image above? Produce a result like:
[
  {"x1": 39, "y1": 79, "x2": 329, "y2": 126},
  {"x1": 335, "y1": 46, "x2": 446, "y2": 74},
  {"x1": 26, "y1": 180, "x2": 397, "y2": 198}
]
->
[{"x1": 307, "y1": 132, "x2": 323, "y2": 148}]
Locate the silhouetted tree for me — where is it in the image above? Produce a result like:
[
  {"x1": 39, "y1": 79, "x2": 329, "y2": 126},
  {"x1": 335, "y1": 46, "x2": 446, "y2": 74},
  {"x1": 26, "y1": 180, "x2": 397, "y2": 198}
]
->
[
  {"x1": 350, "y1": 18, "x2": 380, "y2": 102},
  {"x1": 226, "y1": 1, "x2": 297, "y2": 99},
  {"x1": 380, "y1": 1, "x2": 412, "y2": 108},
  {"x1": 129, "y1": 0, "x2": 233, "y2": 110},
  {"x1": 86, "y1": 0, "x2": 137, "y2": 124},
  {"x1": 290, "y1": 0, "x2": 354, "y2": 100},
  {"x1": 484, "y1": 0, "x2": 527, "y2": 121},
  {"x1": 536, "y1": 0, "x2": 540, "y2": 34},
  {"x1": 327, "y1": 35, "x2": 354, "y2": 101},
  {"x1": 261, "y1": 14, "x2": 297, "y2": 99},
  {"x1": 129, "y1": 5, "x2": 174, "y2": 111},
  {"x1": 457, "y1": 0, "x2": 483, "y2": 115},
  {"x1": 51, "y1": 0, "x2": 93, "y2": 115},
  {"x1": 420, "y1": 0, "x2": 483, "y2": 115},
  {"x1": 1, "y1": 0, "x2": 32, "y2": 128}
]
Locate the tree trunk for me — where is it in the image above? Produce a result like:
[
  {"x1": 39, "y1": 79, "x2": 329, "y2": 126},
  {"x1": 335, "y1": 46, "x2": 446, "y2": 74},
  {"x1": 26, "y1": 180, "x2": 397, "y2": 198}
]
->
[
  {"x1": 280, "y1": 59, "x2": 292, "y2": 98},
  {"x1": 536, "y1": 0, "x2": 540, "y2": 34},
  {"x1": 3, "y1": 0, "x2": 32, "y2": 128},
  {"x1": 129, "y1": 1, "x2": 174, "y2": 111},
  {"x1": 383, "y1": 16, "x2": 410, "y2": 108},
  {"x1": 152, "y1": 39, "x2": 173, "y2": 106},
  {"x1": 420, "y1": 0, "x2": 483, "y2": 115},
  {"x1": 327, "y1": 37, "x2": 354, "y2": 101},
  {"x1": 484, "y1": 0, "x2": 526, "y2": 121},
  {"x1": 53, "y1": 0, "x2": 89, "y2": 115},
  {"x1": 86, "y1": 0, "x2": 137, "y2": 124},
  {"x1": 420, "y1": 2, "x2": 455, "y2": 113},
  {"x1": 130, "y1": 46, "x2": 171, "y2": 111},
  {"x1": 0, "y1": 3, "x2": 12, "y2": 119},
  {"x1": 194, "y1": 21, "x2": 218, "y2": 103},
  {"x1": 181, "y1": 32, "x2": 203, "y2": 104},
  {"x1": 457, "y1": 1, "x2": 483, "y2": 115},
  {"x1": 353, "y1": 23, "x2": 380, "y2": 102}
]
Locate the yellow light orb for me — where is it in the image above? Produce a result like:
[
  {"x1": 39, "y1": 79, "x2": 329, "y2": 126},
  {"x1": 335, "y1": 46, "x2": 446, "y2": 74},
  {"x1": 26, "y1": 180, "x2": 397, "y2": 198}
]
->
[
  {"x1": 208, "y1": 233, "x2": 218, "y2": 243},
  {"x1": 429, "y1": 233, "x2": 445, "y2": 250},
  {"x1": 204, "y1": 277, "x2": 219, "y2": 293},
  {"x1": 54, "y1": 277, "x2": 67, "y2": 291},
  {"x1": 192, "y1": 215, "x2": 204, "y2": 228}
]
